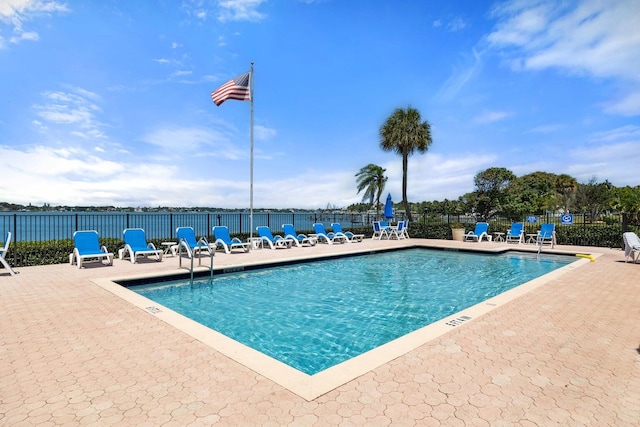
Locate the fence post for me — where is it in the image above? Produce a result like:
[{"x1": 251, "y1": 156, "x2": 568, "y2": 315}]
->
[
  {"x1": 622, "y1": 213, "x2": 628, "y2": 233},
  {"x1": 12, "y1": 213, "x2": 17, "y2": 265}
]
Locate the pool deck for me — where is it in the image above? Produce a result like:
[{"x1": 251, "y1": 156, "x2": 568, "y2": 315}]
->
[{"x1": 1, "y1": 238, "x2": 639, "y2": 425}]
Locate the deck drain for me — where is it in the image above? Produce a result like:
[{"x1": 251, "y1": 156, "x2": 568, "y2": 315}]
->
[
  {"x1": 446, "y1": 315, "x2": 472, "y2": 327},
  {"x1": 145, "y1": 306, "x2": 162, "y2": 314}
]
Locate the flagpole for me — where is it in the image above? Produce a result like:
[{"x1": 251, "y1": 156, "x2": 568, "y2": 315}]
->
[{"x1": 249, "y1": 62, "x2": 254, "y2": 249}]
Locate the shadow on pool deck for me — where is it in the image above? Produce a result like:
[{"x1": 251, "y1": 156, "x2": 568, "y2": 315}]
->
[{"x1": 1, "y1": 238, "x2": 640, "y2": 425}]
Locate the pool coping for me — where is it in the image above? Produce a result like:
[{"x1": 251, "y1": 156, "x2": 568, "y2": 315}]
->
[{"x1": 92, "y1": 244, "x2": 597, "y2": 401}]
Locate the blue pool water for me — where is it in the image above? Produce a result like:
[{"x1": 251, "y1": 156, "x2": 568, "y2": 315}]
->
[{"x1": 130, "y1": 248, "x2": 575, "y2": 375}]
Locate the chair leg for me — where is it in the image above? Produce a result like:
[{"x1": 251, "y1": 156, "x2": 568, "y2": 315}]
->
[{"x1": 0, "y1": 257, "x2": 16, "y2": 275}]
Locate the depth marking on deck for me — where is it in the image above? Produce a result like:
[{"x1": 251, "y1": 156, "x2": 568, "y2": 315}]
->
[
  {"x1": 145, "y1": 306, "x2": 162, "y2": 314},
  {"x1": 446, "y1": 315, "x2": 472, "y2": 327}
]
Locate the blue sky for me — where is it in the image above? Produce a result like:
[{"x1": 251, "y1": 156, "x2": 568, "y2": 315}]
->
[{"x1": 1, "y1": 0, "x2": 639, "y2": 209}]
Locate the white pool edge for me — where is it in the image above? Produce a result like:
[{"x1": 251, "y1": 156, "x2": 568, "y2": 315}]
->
[{"x1": 92, "y1": 248, "x2": 594, "y2": 401}]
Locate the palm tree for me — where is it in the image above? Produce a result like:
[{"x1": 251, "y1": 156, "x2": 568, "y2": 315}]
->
[
  {"x1": 554, "y1": 174, "x2": 578, "y2": 213},
  {"x1": 380, "y1": 106, "x2": 432, "y2": 221},
  {"x1": 355, "y1": 164, "x2": 387, "y2": 215}
]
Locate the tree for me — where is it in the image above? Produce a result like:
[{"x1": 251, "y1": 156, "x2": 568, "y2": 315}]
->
[
  {"x1": 575, "y1": 177, "x2": 614, "y2": 221},
  {"x1": 503, "y1": 172, "x2": 557, "y2": 219},
  {"x1": 355, "y1": 164, "x2": 387, "y2": 216},
  {"x1": 554, "y1": 174, "x2": 578, "y2": 213},
  {"x1": 380, "y1": 106, "x2": 432, "y2": 221},
  {"x1": 472, "y1": 167, "x2": 516, "y2": 220}
]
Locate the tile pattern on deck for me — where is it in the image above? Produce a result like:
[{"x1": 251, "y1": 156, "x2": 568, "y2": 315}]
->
[{"x1": 1, "y1": 239, "x2": 639, "y2": 425}]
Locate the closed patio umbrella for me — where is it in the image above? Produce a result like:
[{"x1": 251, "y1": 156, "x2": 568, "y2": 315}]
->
[{"x1": 384, "y1": 193, "x2": 394, "y2": 219}]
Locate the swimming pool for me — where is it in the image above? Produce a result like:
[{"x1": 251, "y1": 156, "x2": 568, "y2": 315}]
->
[{"x1": 128, "y1": 248, "x2": 576, "y2": 376}]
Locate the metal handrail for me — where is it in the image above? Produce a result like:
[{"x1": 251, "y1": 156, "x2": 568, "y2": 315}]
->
[{"x1": 177, "y1": 238, "x2": 214, "y2": 284}]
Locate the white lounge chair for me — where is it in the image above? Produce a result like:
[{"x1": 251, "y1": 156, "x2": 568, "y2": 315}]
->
[
  {"x1": 121, "y1": 228, "x2": 163, "y2": 263},
  {"x1": 70, "y1": 230, "x2": 114, "y2": 268},
  {"x1": 330, "y1": 223, "x2": 364, "y2": 243},
  {"x1": 623, "y1": 232, "x2": 640, "y2": 263},
  {"x1": 464, "y1": 222, "x2": 492, "y2": 242},
  {"x1": 282, "y1": 224, "x2": 317, "y2": 247},
  {"x1": 536, "y1": 223, "x2": 556, "y2": 248},
  {"x1": 257, "y1": 226, "x2": 292, "y2": 249},
  {"x1": 176, "y1": 227, "x2": 212, "y2": 258},
  {"x1": 0, "y1": 231, "x2": 17, "y2": 275},
  {"x1": 505, "y1": 223, "x2": 524, "y2": 244},
  {"x1": 313, "y1": 223, "x2": 348, "y2": 244},
  {"x1": 212, "y1": 226, "x2": 249, "y2": 254}
]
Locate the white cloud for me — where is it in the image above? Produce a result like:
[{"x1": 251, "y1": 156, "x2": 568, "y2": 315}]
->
[
  {"x1": 140, "y1": 125, "x2": 246, "y2": 160},
  {"x1": 447, "y1": 17, "x2": 467, "y2": 32},
  {"x1": 527, "y1": 123, "x2": 565, "y2": 133},
  {"x1": 217, "y1": 0, "x2": 266, "y2": 22},
  {"x1": 487, "y1": 0, "x2": 640, "y2": 116},
  {"x1": 473, "y1": 110, "x2": 512, "y2": 124},
  {"x1": 33, "y1": 89, "x2": 105, "y2": 138},
  {"x1": 254, "y1": 125, "x2": 276, "y2": 141},
  {"x1": 436, "y1": 48, "x2": 483, "y2": 101},
  {"x1": 0, "y1": 0, "x2": 69, "y2": 47},
  {"x1": 603, "y1": 91, "x2": 640, "y2": 116}
]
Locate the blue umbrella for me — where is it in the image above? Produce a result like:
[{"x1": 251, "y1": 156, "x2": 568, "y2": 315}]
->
[{"x1": 384, "y1": 193, "x2": 394, "y2": 219}]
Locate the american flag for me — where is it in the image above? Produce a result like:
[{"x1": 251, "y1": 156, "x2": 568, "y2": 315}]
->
[{"x1": 211, "y1": 71, "x2": 251, "y2": 106}]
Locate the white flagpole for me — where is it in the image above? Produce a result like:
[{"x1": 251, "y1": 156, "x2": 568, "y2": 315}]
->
[{"x1": 249, "y1": 62, "x2": 254, "y2": 248}]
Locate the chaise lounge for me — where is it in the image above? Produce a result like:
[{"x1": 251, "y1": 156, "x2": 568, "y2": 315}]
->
[
  {"x1": 505, "y1": 223, "x2": 524, "y2": 244},
  {"x1": 536, "y1": 223, "x2": 556, "y2": 248},
  {"x1": 282, "y1": 224, "x2": 317, "y2": 247},
  {"x1": 330, "y1": 223, "x2": 364, "y2": 243},
  {"x1": 121, "y1": 228, "x2": 163, "y2": 263},
  {"x1": 464, "y1": 222, "x2": 492, "y2": 242},
  {"x1": 257, "y1": 226, "x2": 292, "y2": 249},
  {"x1": 70, "y1": 230, "x2": 114, "y2": 268},
  {"x1": 176, "y1": 227, "x2": 212, "y2": 258},
  {"x1": 212, "y1": 226, "x2": 249, "y2": 254},
  {"x1": 623, "y1": 232, "x2": 640, "y2": 263},
  {"x1": 0, "y1": 231, "x2": 17, "y2": 275},
  {"x1": 313, "y1": 223, "x2": 348, "y2": 244}
]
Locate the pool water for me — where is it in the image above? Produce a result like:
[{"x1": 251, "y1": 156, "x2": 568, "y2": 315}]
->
[{"x1": 131, "y1": 248, "x2": 575, "y2": 375}]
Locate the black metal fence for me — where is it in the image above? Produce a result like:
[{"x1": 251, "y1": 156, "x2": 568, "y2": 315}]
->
[
  {"x1": 0, "y1": 211, "x2": 384, "y2": 243},
  {"x1": 1, "y1": 210, "x2": 636, "y2": 269},
  {"x1": 429, "y1": 212, "x2": 637, "y2": 248}
]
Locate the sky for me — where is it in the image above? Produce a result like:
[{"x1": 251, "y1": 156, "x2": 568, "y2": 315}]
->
[{"x1": 1, "y1": 0, "x2": 639, "y2": 210}]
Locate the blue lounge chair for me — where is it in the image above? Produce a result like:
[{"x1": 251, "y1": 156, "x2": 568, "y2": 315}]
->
[
  {"x1": 121, "y1": 228, "x2": 163, "y2": 263},
  {"x1": 282, "y1": 224, "x2": 317, "y2": 247},
  {"x1": 313, "y1": 223, "x2": 347, "y2": 244},
  {"x1": 176, "y1": 227, "x2": 212, "y2": 258},
  {"x1": 464, "y1": 222, "x2": 492, "y2": 242},
  {"x1": 536, "y1": 223, "x2": 556, "y2": 248},
  {"x1": 70, "y1": 230, "x2": 114, "y2": 268},
  {"x1": 623, "y1": 232, "x2": 640, "y2": 263},
  {"x1": 0, "y1": 231, "x2": 17, "y2": 276},
  {"x1": 213, "y1": 226, "x2": 249, "y2": 254},
  {"x1": 372, "y1": 221, "x2": 389, "y2": 240},
  {"x1": 505, "y1": 223, "x2": 524, "y2": 244},
  {"x1": 257, "y1": 226, "x2": 292, "y2": 249},
  {"x1": 331, "y1": 223, "x2": 364, "y2": 243}
]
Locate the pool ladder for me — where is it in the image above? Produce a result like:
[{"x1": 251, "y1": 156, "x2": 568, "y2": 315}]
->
[
  {"x1": 535, "y1": 231, "x2": 551, "y2": 260},
  {"x1": 177, "y1": 238, "x2": 214, "y2": 284}
]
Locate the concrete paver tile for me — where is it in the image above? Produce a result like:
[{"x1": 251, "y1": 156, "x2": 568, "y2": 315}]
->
[{"x1": 1, "y1": 240, "x2": 639, "y2": 425}]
